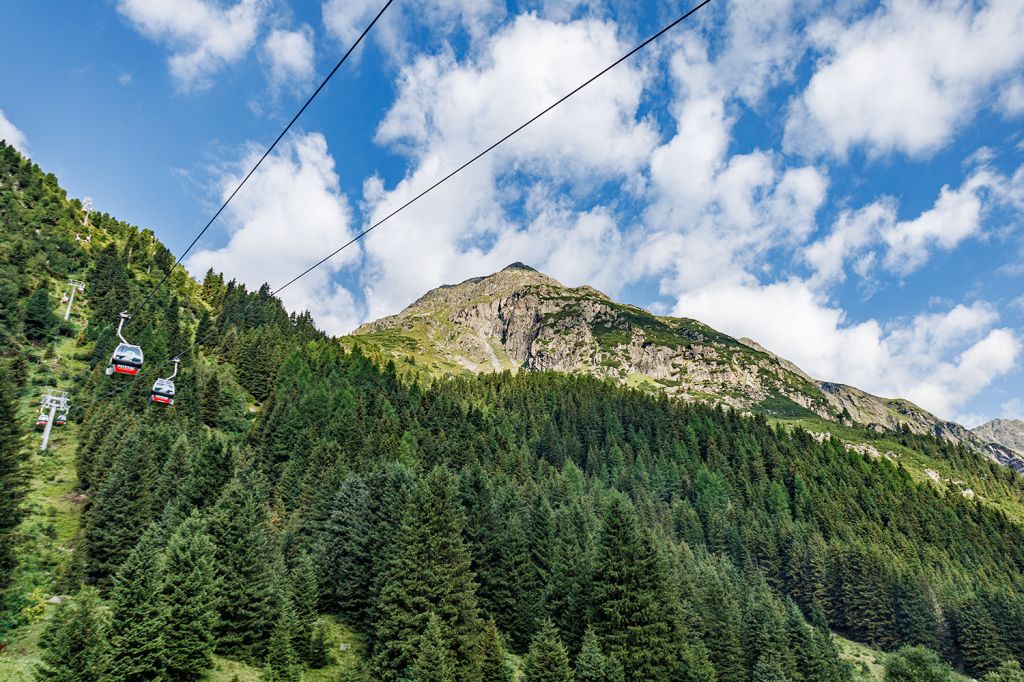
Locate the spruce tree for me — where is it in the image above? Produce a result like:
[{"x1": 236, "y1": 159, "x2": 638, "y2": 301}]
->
[
  {"x1": 106, "y1": 531, "x2": 165, "y2": 682},
  {"x1": 591, "y1": 494, "x2": 677, "y2": 680},
  {"x1": 956, "y1": 599, "x2": 1010, "y2": 677},
  {"x1": 0, "y1": 366, "x2": 26, "y2": 593},
  {"x1": 576, "y1": 627, "x2": 622, "y2": 682},
  {"x1": 34, "y1": 587, "x2": 110, "y2": 682},
  {"x1": 202, "y1": 373, "x2": 221, "y2": 427},
  {"x1": 743, "y1": 587, "x2": 796, "y2": 681},
  {"x1": 372, "y1": 468, "x2": 483, "y2": 682},
  {"x1": 160, "y1": 514, "x2": 219, "y2": 682},
  {"x1": 263, "y1": 609, "x2": 301, "y2": 682},
  {"x1": 289, "y1": 551, "x2": 325, "y2": 666},
  {"x1": 206, "y1": 472, "x2": 279, "y2": 662},
  {"x1": 80, "y1": 428, "x2": 158, "y2": 583},
  {"x1": 524, "y1": 619, "x2": 574, "y2": 682},
  {"x1": 480, "y1": 619, "x2": 513, "y2": 682},
  {"x1": 546, "y1": 503, "x2": 595, "y2": 656},
  {"x1": 696, "y1": 563, "x2": 747, "y2": 682},
  {"x1": 317, "y1": 474, "x2": 373, "y2": 622},
  {"x1": 413, "y1": 613, "x2": 456, "y2": 682},
  {"x1": 24, "y1": 286, "x2": 56, "y2": 341},
  {"x1": 752, "y1": 655, "x2": 789, "y2": 682}
]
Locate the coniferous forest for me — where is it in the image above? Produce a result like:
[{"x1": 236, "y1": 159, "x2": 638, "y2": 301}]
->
[{"x1": 3, "y1": 139, "x2": 1024, "y2": 682}]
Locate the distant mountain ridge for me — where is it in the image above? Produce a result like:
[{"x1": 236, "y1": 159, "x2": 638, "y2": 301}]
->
[
  {"x1": 350, "y1": 263, "x2": 1023, "y2": 471},
  {"x1": 974, "y1": 419, "x2": 1024, "y2": 457}
]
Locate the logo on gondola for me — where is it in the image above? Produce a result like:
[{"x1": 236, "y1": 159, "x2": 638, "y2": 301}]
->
[{"x1": 112, "y1": 363, "x2": 140, "y2": 375}]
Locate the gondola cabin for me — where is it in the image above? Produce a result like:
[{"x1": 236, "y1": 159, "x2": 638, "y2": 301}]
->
[
  {"x1": 36, "y1": 413, "x2": 48, "y2": 430},
  {"x1": 150, "y1": 377, "x2": 175, "y2": 405},
  {"x1": 107, "y1": 343, "x2": 144, "y2": 376},
  {"x1": 55, "y1": 414, "x2": 67, "y2": 426}
]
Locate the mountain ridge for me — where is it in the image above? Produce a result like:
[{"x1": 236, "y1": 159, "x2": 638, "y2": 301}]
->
[{"x1": 350, "y1": 263, "x2": 1023, "y2": 471}]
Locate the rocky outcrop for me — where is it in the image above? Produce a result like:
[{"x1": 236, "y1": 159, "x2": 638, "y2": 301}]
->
[
  {"x1": 974, "y1": 419, "x2": 1024, "y2": 456},
  {"x1": 351, "y1": 263, "x2": 1016, "y2": 469}
]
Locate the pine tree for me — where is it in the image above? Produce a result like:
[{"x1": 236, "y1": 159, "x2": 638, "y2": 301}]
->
[
  {"x1": 480, "y1": 619, "x2": 513, "y2": 682},
  {"x1": 106, "y1": 531, "x2": 166, "y2": 682},
  {"x1": 202, "y1": 373, "x2": 221, "y2": 427},
  {"x1": 576, "y1": 627, "x2": 622, "y2": 682},
  {"x1": 956, "y1": 599, "x2": 1009, "y2": 677},
  {"x1": 695, "y1": 563, "x2": 746, "y2": 682},
  {"x1": 160, "y1": 514, "x2": 219, "y2": 682},
  {"x1": 0, "y1": 366, "x2": 26, "y2": 593},
  {"x1": 24, "y1": 286, "x2": 56, "y2": 341},
  {"x1": 317, "y1": 474, "x2": 374, "y2": 623},
  {"x1": 591, "y1": 494, "x2": 677, "y2": 680},
  {"x1": 34, "y1": 588, "x2": 110, "y2": 682},
  {"x1": 289, "y1": 551, "x2": 325, "y2": 666},
  {"x1": 206, "y1": 472, "x2": 280, "y2": 662},
  {"x1": 413, "y1": 613, "x2": 456, "y2": 682},
  {"x1": 372, "y1": 468, "x2": 483, "y2": 682},
  {"x1": 80, "y1": 427, "x2": 158, "y2": 583},
  {"x1": 524, "y1": 620, "x2": 574, "y2": 682},
  {"x1": 263, "y1": 610, "x2": 300, "y2": 682}
]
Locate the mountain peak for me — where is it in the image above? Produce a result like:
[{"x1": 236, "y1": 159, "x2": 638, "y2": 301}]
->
[{"x1": 502, "y1": 261, "x2": 537, "y2": 272}]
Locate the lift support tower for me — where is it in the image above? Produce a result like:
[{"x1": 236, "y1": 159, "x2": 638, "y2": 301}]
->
[
  {"x1": 39, "y1": 390, "x2": 69, "y2": 452},
  {"x1": 64, "y1": 280, "x2": 86, "y2": 321}
]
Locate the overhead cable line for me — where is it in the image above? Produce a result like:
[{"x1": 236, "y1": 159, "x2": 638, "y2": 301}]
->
[
  {"x1": 76, "y1": 0, "x2": 716, "y2": 415},
  {"x1": 120, "y1": 0, "x2": 396, "y2": 331}
]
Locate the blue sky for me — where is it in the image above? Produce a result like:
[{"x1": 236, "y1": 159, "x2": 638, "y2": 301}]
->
[{"x1": 1, "y1": 0, "x2": 1022, "y2": 426}]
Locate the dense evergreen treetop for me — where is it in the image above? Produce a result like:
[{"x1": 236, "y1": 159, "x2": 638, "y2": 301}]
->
[{"x1": 3, "y1": 139, "x2": 1024, "y2": 681}]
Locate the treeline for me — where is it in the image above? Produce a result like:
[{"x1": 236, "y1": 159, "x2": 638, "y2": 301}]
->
[
  {"x1": 5, "y1": 138, "x2": 1024, "y2": 680},
  {"x1": 53, "y1": 339, "x2": 1024, "y2": 680}
]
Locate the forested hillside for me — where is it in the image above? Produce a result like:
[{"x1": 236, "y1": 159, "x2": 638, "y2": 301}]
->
[{"x1": 3, "y1": 139, "x2": 1024, "y2": 681}]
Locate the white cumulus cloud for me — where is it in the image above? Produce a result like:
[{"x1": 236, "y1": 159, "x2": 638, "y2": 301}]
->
[
  {"x1": 805, "y1": 165, "x2": 1020, "y2": 287},
  {"x1": 264, "y1": 25, "x2": 315, "y2": 91},
  {"x1": 0, "y1": 109, "x2": 27, "y2": 154},
  {"x1": 785, "y1": 0, "x2": 1024, "y2": 158},
  {"x1": 359, "y1": 14, "x2": 656, "y2": 318},
  {"x1": 322, "y1": 0, "x2": 504, "y2": 60},
  {"x1": 672, "y1": 280, "x2": 1020, "y2": 419},
  {"x1": 186, "y1": 132, "x2": 361, "y2": 335},
  {"x1": 116, "y1": 0, "x2": 265, "y2": 91}
]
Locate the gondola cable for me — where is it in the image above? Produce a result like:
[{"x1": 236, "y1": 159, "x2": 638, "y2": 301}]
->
[
  {"x1": 115, "y1": 0, "x2": 396, "y2": 335},
  {"x1": 75, "y1": 0, "x2": 716, "y2": 416}
]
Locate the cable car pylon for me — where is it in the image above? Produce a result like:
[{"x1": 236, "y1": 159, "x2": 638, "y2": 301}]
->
[
  {"x1": 106, "y1": 312, "x2": 144, "y2": 376},
  {"x1": 38, "y1": 389, "x2": 69, "y2": 451},
  {"x1": 64, "y1": 279, "x2": 86, "y2": 321}
]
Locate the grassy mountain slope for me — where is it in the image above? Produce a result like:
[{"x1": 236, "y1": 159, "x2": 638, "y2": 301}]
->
[
  {"x1": 348, "y1": 264, "x2": 1013, "y2": 461},
  {"x1": 4, "y1": 141, "x2": 1024, "y2": 680},
  {"x1": 347, "y1": 263, "x2": 1024, "y2": 517}
]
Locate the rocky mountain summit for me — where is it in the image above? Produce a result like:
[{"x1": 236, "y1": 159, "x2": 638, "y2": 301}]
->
[
  {"x1": 974, "y1": 419, "x2": 1024, "y2": 457},
  {"x1": 351, "y1": 263, "x2": 1022, "y2": 469}
]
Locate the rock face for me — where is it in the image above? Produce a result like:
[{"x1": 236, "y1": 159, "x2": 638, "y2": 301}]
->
[
  {"x1": 973, "y1": 419, "x2": 1024, "y2": 471},
  {"x1": 974, "y1": 419, "x2": 1024, "y2": 455},
  {"x1": 351, "y1": 263, "x2": 1015, "y2": 467}
]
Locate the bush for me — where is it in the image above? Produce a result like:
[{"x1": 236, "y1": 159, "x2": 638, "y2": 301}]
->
[
  {"x1": 984, "y1": 661, "x2": 1024, "y2": 682},
  {"x1": 884, "y1": 646, "x2": 953, "y2": 682}
]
